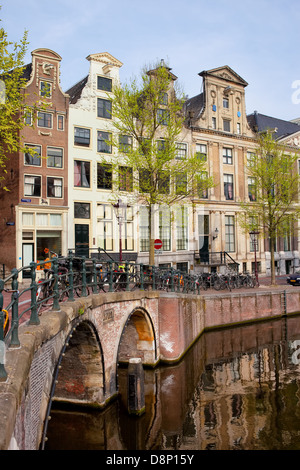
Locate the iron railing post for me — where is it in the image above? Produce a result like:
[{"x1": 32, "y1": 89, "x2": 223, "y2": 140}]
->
[
  {"x1": 0, "y1": 279, "x2": 7, "y2": 381},
  {"x1": 92, "y1": 259, "x2": 98, "y2": 294},
  {"x1": 68, "y1": 251, "x2": 75, "y2": 302},
  {"x1": 29, "y1": 262, "x2": 40, "y2": 325},
  {"x1": 81, "y1": 257, "x2": 87, "y2": 297},
  {"x1": 152, "y1": 266, "x2": 156, "y2": 290},
  {"x1": 52, "y1": 258, "x2": 60, "y2": 311},
  {"x1": 125, "y1": 261, "x2": 130, "y2": 291},
  {"x1": 108, "y1": 261, "x2": 113, "y2": 292},
  {"x1": 170, "y1": 268, "x2": 174, "y2": 292},
  {"x1": 10, "y1": 268, "x2": 20, "y2": 348},
  {"x1": 140, "y1": 264, "x2": 144, "y2": 290}
]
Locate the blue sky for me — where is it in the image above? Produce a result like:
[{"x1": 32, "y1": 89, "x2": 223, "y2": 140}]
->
[{"x1": 1, "y1": 0, "x2": 300, "y2": 121}]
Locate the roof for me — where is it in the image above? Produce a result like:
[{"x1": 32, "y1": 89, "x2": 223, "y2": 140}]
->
[
  {"x1": 247, "y1": 112, "x2": 300, "y2": 140},
  {"x1": 65, "y1": 75, "x2": 88, "y2": 104},
  {"x1": 184, "y1": 93, "x2": 204, "y2": 120}
]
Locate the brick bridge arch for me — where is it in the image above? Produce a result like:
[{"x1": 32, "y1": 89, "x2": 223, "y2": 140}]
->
[{"x1": 40, "y1": 296, "x2": 159, "y2": 449}]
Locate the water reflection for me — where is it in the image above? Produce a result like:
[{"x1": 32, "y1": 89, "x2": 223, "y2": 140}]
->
[{"x1": 45, "y1": 315, "x2": 300, "y2": 450}]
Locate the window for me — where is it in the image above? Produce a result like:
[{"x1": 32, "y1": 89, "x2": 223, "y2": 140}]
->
[
  {"x1": 97, "y1": 163, "x2": 112, "y2": 189},
  {"x1": 223, "y1": 147, "x2": 233, "y2": 164},
  {"x1": 74, "y1": 202, "x2": 90, "y2": 219},
  {"x1": 50, "y1": 214, "x2": 62, "y2": 226},
  {"x1": 97, "y1": 98, "x2": 112, "y2": 119},
  {"x1": 196, "y1": 143, "x2": 207, "y2": 161},
  {"x1": 57, "y1": 115, "x2": 64, "y2": 131},
  {"x1": 74, "y1": 127, "x2": 90, "y2": 147},
  {"x1": 97, "y1": 76, "x2": 112, "y2": 92},
  {"x1": 119, "y1": 135, "x2": 132, "y2": 153},
  {"x1": 197, "y1": 171, "x2": 209, "y2": 198},
  {"x1": 158, "y1": 170, "x2": 170, "y2": 194},
  {"x1": 47, "y1": 147, "x2": 63, "y2": 168},
  {"x1": 47, "y1": 177, "x2": 63, "y2": 198},
  {"x1": 283, "y1": 224, "x2": 292, "y2": 251},
  {"x1": 247, "y1": 151, "x2": 256, "y2": 167},
  {"x1": 225, "y1": 215, "x2": 235, "y2": 252},
  {"x1": 237, "y1": 123, "x2": 241, "y2": 134},
  {"x1": 97, "y1": 204, "x2": 113, "y2": 251},
  {"x1": 223, "y1": 119, "x2": 230, "y2": 132},
  {"x1": 159, "y1": 92, "x2": 168, "y2": 105},
  {"x1": 119, "y1": 166, "x2": 133, "y2": 192},
  {"x1": 22, "y1": 213, "x2": 34, "y2": 226},
  {"x1": 97, "y1": 131, "x2": 112, "y2": 153},
  {"x1": 223, "y1": 98, "x2": 229, "y2": 108},
  {"x1": 175, "y1": 172, "x2": 187, "y2": 195},
  {"x1": 176, "y1": 142, "x2": 187, "y2": 159},
  {"x1": 157, "y1": 108, "x2": 169, "y2": 125},
  {"x1": 248, "y1": 177, "x2": 256, "y2": 201},
  {"x1": 74, "y1": 161, "x2": 90, "y2": 188},
  {"x1": 224, "y1": 174, "x2": 234, "y2": 200},
  {"x1": 176, "y1": 206, "x2": 188, "y2": 250},
  {"x1": 37, "y1": 112, "x2": 52, "y2": 128},
  {"x1": 25, "y1": 110, "x2": 32, "y2": 126},
  {"x1": 159, "y1": 206, "x2": 171, "y2": 251},
  {"x1": 24, "y1": 175, "x2": 41, "y2": 197},
  {"x1": 40, "y1": 81, "x2": 51, "y2": 98},
  {"x1": 212, "y1": 117, "x2": 216, "y2": 129},
  {"x1": 24, "y1": 144, "x2": 41, "y2": 166},
  {"x1": 139, "y1": 169, "x2": 151, "y2": 193},
  {"x1": 139, "y1": 206, "x2": 149, "y2": 252}
]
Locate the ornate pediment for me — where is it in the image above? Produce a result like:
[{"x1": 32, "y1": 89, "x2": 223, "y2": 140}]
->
[
  {"x1": 280, "y1": 130, "x2": 300, "y2": 148},
  {"x1": 86, "y1": 52, "x2": 123, "y2": 68},
  {"x1": 199, "y1": 66, "x2": 248, "y2": 87}
]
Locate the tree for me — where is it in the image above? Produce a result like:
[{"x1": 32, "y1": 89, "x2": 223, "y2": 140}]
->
[
  {"x1": 108, "y1": 60, "x2": 213, "y2": 265},
  {"x1": 0, "y1": 16, "x2": 33, "y2": 190},
  {"x1": 239, "y1": 131, "x2": 300, "y2": 285}
]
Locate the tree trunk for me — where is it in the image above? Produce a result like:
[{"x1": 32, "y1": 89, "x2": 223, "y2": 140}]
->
[
  {"x1": 148, "y1": 204, "x2": 155, "y2": 266},
  {"x1": 270, "y1": 236, "x2": 276, "y2": 285}
]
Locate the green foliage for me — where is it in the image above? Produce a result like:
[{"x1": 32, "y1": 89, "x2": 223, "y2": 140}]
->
[
  {"x1": 109, "y1": 61, "x2": 213, "y2": 207},
  {"x1": 239, "y1": 131, "x2": 300, "y2": 283},
  {"x1": 107, "y1": 61, "x2": 214, "y2": 264},
  {"x1": 0, "y1": 14, "x2": 32, "y2": 189}
]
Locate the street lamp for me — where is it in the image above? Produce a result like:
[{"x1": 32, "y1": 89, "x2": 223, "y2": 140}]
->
[
  {"x1": 249, "y1": 230, "x2": 260, "y2": 286},
  {"x1": 113, "y1": 199, "x2": 127, "y2": 263}
]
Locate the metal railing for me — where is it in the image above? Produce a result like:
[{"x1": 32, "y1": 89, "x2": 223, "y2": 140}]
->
[
  {"x1": 197, "y1": 251, "x2": 240, "y2": 271},
  {"x1": 0, "y1": 253, "x2": 202, "y2": 381}
]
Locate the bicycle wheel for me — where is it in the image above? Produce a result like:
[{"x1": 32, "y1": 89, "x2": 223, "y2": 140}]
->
[
  {"x1": 213, "y1": 278, "x2": 222, "y2": 290},
  {"x1": 36, "y1": 282, "x2": 50, "y2": 315}
]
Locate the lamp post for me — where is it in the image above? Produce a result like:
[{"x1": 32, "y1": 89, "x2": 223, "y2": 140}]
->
[
  {"x1": 113, "y1": 199, "x2": 126, "y2": 263},
  {"x1": 250, "y1": 230, "x2": 260, "y2": 286}
]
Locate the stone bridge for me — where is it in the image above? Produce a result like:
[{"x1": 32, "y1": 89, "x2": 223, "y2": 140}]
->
[{"x1": 1, "y1": 286, "x2": 300, "y2": 450}]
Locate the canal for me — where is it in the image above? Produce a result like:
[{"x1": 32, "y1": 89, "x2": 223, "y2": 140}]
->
[{"x1": 44, "y1": 314, "x2": 300, "y2": 450}]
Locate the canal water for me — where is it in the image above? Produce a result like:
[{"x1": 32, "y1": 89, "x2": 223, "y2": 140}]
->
[{"x1": 44, "y1": 315, "x2": 300, "y2": 450}]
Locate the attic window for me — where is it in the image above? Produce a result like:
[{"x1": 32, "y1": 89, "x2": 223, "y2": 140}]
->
[
  {"x1": 97, "y1": 76, "x2": 112, "y2": 92},
  {"x1": 40, "y1": 81, "x2": 52, "y2": 98}
]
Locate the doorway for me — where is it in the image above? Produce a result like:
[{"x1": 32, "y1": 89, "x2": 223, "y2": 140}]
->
[
  {"x1": 75, "y1": 224, "x2": 89, "y2": 258},
  {"x1": 22, "y1": 243, "x2": 34, "y2": 278}
]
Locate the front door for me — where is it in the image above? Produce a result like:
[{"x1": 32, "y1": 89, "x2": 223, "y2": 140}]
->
[
  {"x1": 199, "y1": 214, "x2": 209, "y2": 263},
  {"x1": 22, "y1": 243, "x2": 34, "y2": 278},
  {"x1": 75, "y1": 224, "x2": 89, "y2": 258}
]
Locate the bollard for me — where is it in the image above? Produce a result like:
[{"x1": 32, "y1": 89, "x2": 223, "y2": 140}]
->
[{"x1": 127, "y1": 358, "x2": 145, "y2": 416}]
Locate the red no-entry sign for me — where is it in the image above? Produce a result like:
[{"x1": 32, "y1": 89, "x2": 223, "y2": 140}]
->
[{"x1": 154, "y1": 239, "x2": 163, "y2": 250}]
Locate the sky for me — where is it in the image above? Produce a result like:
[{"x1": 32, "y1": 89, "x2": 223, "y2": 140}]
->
[{"x1": 1, "y1": 0, "x2": 300, "y2": 121}]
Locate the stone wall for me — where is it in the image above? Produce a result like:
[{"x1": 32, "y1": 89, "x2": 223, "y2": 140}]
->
[{"x1": 1, "y1": 288, "x2": 299, "y2": 450}]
